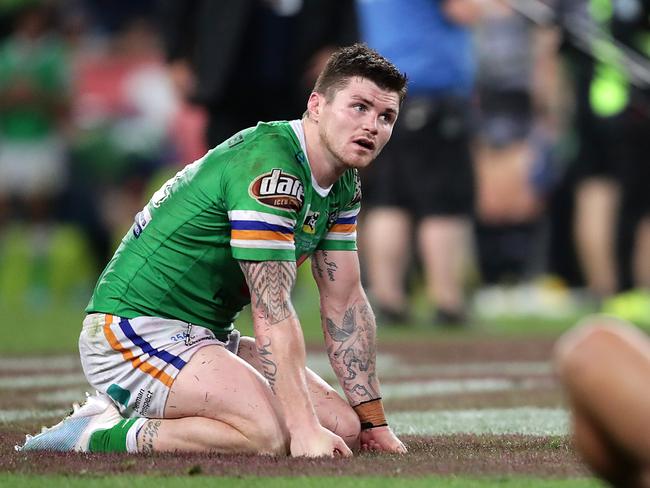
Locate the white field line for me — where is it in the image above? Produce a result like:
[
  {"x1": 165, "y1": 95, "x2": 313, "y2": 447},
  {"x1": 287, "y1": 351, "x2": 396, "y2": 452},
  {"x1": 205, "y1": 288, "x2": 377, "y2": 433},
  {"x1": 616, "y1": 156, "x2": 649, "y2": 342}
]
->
[
  {"x1": 0, "y1": 373, "x2": 88, "y2": 390},
  {"x1": 1, "y1": 354, "x2": 552, "y2": 377},
  {"x1": 391, "y1": 407, "x2": 569, "y2": 436},
  {"x1": 380, "y1": 377, "x2": 556, "y2": 400},
  {"x1": 0, "y1": 356, "x2": 80, "y2": 371},
  {"x1": 1, "y1": 408, "x2": 70, "y2": 423},
  {"x1": 1, "y1": 406, "x2": 570, "y2": 436},
  {"x1": 1, "y1": 374, "x2": 554, "y2": 399},
  {"x1": 26, "y1": 378, "x2": 555, "y2": 405},
  {"x1": 36, "y1": 388, "x2": 92, "y2": 404},
  {"x1": 306, "y1": 354, "x2": 551, "y2": 379},
  {"x1": 0, "y1": 355, "x2": 554, "y2": 403}
]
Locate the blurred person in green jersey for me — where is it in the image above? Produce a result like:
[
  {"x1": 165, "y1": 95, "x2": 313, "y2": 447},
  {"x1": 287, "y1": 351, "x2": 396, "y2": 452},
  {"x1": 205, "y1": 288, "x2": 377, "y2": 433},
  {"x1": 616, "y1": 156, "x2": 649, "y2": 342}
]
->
[{"x1": 18, "y1": 44, "x2": 408, "y2": 458}]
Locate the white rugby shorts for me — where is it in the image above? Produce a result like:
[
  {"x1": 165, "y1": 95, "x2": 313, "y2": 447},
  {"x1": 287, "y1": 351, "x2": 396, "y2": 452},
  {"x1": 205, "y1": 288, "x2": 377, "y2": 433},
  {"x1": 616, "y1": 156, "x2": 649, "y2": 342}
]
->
[{"x1": 79, "y1": 313, "x2": 240, "y2": 419}]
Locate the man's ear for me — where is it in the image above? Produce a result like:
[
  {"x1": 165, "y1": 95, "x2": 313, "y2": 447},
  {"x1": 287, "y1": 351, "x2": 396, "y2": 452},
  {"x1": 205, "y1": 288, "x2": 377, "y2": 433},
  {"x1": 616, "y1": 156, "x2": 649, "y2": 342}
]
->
[{"x1": 307, "y1": 92, "x2": 324, "y2": 121}]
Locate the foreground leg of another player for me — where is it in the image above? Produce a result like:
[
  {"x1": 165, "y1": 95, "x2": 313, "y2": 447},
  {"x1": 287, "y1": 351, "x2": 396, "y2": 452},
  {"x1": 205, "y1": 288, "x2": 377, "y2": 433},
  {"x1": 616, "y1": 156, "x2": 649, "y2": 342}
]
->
[{"x1": 554, "y1": 316, "x2": 650, "y2": 486}]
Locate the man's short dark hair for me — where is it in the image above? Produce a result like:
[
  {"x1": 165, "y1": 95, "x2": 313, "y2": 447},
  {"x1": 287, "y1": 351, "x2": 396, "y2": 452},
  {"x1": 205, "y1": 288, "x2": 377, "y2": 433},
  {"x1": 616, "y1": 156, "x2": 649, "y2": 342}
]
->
[{"x1": 313, "y1": 43, "x2": 408, "y2": 105}]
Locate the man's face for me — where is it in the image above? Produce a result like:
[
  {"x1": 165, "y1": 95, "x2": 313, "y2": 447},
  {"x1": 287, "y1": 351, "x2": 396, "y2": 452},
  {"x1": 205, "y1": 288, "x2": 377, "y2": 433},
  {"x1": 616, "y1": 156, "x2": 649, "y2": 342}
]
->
[{"x1": 313, "y1": 77, "x2": 400, "y2": 170}]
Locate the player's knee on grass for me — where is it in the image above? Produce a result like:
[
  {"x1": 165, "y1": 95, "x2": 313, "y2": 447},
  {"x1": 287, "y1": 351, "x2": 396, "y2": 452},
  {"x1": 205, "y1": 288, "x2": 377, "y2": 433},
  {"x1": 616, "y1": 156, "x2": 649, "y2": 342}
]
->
[{"x1": 245, "y1": 420, "x2": 290, "y2": 456}]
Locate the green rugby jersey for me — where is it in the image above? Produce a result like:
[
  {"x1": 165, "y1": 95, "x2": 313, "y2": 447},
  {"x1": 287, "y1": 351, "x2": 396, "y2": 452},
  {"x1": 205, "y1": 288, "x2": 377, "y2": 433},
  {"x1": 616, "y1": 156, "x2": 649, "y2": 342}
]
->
[{"x1": 87, "y1": 120, "x2": 361, "y2": 337}]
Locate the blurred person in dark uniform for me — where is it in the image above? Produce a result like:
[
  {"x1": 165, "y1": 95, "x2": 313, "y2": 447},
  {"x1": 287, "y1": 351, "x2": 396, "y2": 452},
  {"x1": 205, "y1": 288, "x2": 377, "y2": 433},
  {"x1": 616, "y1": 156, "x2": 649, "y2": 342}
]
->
[
  {"x1": 589, "y1": 0, "x2": 650, "y2": 311},
  {"x1": 549, "y1": 0, "x2": 650, "y2": 319},
  {"x1": 472, "y1": 0, "x2": 560, "y2": 289},
  {"x1": 357, "y1": 0, "x2": 479, "y2": 326},
  {"x1": 159, "y1": 0, "x2": 358, "y2": 148}
]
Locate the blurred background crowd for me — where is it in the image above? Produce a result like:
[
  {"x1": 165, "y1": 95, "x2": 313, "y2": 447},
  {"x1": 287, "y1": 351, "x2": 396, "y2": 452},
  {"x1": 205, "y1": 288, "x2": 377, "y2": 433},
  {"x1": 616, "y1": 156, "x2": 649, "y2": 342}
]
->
[{"x1": 0, "y1": 0, "x2": 649, "y2": 328}]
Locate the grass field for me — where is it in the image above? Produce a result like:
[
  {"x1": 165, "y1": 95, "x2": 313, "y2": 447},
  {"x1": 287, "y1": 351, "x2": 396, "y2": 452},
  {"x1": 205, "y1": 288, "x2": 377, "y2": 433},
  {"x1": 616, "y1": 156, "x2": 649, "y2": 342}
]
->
[{"x1": 0, "y1": 271, "x2": 608, "y2": 487}]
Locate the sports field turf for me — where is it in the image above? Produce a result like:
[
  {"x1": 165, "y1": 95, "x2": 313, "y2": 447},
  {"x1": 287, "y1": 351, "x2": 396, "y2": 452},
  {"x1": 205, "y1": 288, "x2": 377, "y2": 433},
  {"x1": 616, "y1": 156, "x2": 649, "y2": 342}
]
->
[{"x1": 0, "y1": 275, "x2": 606, "y2": 487}]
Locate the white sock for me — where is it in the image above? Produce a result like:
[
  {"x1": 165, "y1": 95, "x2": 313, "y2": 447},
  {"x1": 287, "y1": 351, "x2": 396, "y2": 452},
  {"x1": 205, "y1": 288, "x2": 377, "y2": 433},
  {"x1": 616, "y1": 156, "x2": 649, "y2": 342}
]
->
[{"x1": 126, "y1": 418, "x2": 148, "y2": 453}]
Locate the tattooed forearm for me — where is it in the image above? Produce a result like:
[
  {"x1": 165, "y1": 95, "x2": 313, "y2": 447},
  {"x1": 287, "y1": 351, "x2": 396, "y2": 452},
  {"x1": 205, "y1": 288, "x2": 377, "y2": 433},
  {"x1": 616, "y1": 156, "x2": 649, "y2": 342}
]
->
[
  {"x1": 256, "y1": 335, "x2": 278, "y2": 393},
  {"x1": 326, "y1": 307, "x2": 355, "y2": 341},
  {"x1": 239, "y1": 261, "x2": 296, "y2": 325},
  {"x1": 138, "y1": 419, "x2": 162, "y2": 454},
  {"x1": 325, "y1": 302, "x2": 379, "y2": 403}
]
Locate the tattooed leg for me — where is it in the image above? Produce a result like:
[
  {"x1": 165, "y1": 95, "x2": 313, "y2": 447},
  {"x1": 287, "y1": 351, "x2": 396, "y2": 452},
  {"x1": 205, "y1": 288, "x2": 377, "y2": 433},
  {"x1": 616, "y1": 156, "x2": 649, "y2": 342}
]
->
[{"x1": 137, "y1": 420, "x2": 161, "y2": 454}]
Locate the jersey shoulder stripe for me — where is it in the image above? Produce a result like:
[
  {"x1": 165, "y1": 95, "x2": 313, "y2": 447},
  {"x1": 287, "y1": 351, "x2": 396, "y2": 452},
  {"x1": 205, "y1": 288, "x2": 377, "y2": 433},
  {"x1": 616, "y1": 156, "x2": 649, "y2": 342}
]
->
[
  {"x1": 228, "y1": 210, "x2": 295, "y2": 227},
  {"x1": 324, "y1": 206, "x2": 359, "y2": 241},
  {"x1": 231, "y1": 229, "x2": 294, "y2": 242},
  {"x1": 231, "y1": 239, "x2": 295, "y2": 250},
  {"x1": 228, "y1": 209, "x2": 296, "y2": 251},
  {"x1": 338, "y1": 208, "x2": 360, "y2": 219}
]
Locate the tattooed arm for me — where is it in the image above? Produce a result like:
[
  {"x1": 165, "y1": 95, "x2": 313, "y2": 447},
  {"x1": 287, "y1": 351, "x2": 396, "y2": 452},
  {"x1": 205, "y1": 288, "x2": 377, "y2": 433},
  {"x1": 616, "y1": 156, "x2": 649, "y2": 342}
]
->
[
  {"x1": 239, "y1": 260, "x2": 351, "y2": 458},
  {"x1": 312, "y1": 250, "x2": 406, "y2": 453}
]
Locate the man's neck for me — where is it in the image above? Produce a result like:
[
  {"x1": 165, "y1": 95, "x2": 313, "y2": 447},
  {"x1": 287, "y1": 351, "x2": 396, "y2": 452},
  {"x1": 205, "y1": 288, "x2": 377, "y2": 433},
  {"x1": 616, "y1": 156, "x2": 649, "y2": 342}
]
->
[{"x1": 302, "y1": 117, "x2": 345, "y2": 189}]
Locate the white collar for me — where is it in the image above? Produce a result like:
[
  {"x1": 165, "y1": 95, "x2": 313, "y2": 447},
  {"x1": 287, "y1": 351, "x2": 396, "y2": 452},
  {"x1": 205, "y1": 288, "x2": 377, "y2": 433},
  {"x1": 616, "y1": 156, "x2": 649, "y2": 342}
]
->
[{"x1": 289, "y1": 119, "x2": 332, "y2": 197}]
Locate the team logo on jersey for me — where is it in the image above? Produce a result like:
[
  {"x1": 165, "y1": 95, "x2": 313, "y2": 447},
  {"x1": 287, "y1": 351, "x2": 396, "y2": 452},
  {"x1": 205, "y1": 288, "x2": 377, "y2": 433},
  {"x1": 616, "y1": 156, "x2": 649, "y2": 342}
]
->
[
  {"x1": 302, "y1": 211, "x2": 320, "y2": 234},
  {"x1": 249, "y1": 168, "x2": 304, "y2": 211}
]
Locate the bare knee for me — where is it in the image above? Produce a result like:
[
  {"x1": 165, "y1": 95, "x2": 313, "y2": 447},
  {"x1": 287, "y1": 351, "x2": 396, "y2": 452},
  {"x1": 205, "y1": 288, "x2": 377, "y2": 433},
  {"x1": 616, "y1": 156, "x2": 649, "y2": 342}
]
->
[{"x1": 240, "y1": 413, "x2": 289, "y2": 456}]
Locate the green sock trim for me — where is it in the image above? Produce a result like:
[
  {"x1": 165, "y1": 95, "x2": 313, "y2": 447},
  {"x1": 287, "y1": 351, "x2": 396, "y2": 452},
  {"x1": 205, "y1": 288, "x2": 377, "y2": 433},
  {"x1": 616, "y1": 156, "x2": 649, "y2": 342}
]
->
[{"x1": 88, "y1": 418, "x2": 138, "y2": 453}]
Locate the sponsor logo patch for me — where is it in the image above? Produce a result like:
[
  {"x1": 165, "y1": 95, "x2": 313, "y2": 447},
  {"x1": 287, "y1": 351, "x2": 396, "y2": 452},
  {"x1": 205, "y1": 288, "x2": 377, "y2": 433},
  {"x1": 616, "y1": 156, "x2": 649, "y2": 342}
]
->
[
  {"x1": 133, "y1": 388, "x2": 154, "y2": 416},
  {"x1": 227, "y1": 133, "x2": 244, "y2": 148},
  {"x1": 249, "y1": 168, "x2": 304, "y2": 211},
  {"x1": 132, "y1": 206, "x2": 152, "y2": 238}
]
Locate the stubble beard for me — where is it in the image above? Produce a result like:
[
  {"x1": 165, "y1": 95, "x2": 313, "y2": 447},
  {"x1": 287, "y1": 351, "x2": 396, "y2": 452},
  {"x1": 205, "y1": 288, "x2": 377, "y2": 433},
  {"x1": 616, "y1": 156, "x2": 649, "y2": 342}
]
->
[
  {"x1": 320, "y1": 126, "x2": 350, "y2": 170},
  {"x1": 321, "y1": 127, "x2": 376, "y2": 171}
]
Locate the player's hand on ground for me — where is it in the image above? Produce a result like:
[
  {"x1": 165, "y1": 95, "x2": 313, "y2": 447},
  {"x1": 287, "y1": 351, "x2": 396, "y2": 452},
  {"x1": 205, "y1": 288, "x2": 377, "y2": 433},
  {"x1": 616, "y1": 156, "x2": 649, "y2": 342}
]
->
[
  {"x1": 290, "y1": 425, "x2": 353, "y2": 458},
  {"x1": 359, "y1": 426, "x2": 407, "y2": 453}
]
